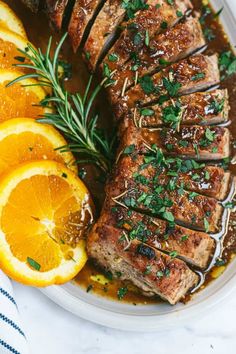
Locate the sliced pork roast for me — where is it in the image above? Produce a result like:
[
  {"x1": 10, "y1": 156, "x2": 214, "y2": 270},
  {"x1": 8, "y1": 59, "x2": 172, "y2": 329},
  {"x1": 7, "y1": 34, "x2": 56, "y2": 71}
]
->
[
  {"x1": 115, "y1": 54, "x2": 220, "y2": 118},
  {"x1": 22, "y1": 0, "x2": 234, "y2": 304},
  {"x1": 129, "y1": 89, "x2": 229, "y2": 128},
  {"x1": 83, "y1": 0, "x2": 126, "y2": 70},
  {"x1": 68, "y1": 0, "x2": 105, "y2": 51},
  {"x1": 102, "y1": 15, "x2": 206, "y2": 100},
  {"x1": 45, "y1": 0, "x2": 69, "y2": 29},
  {"x1": 88, "y1": 223, "x2": 199, "y2": 304}
]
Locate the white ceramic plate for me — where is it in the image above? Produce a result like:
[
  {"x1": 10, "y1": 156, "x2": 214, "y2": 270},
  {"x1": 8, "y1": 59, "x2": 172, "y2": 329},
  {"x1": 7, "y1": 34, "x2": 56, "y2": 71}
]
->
[{"x1": 41, "y1": 0, "x2": 236, "y2": 331}]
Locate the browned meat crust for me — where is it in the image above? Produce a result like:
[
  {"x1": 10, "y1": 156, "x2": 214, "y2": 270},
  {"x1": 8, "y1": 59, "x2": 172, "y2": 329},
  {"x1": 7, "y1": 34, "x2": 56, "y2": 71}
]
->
[
  {"x1": 127, "y1": 89, "x2": 229, "y2": 128},
  {"x1": 99, "y1": 206, "x2": 215, "y2": 268},
  {"x1": 120, "y1": 124, "x2": 230, "y2": 161},
  {"x1": 106, "y1": 157, "x2": 223, "y2": 233},
  {"x1": 115, "y1": 54, "x2": 220, "y2": 118},
  {"x1": 112, "y1": 155, "x2": 231, "y2": 200},
  {"x1": 103, "y1": 16, "x2": 206, "y2": 97},
  {"x1": 84, "y1": 0, "x2": 126, "y2": 70},
  {"x1": 68, "y1": 0, "x2": 104, "y2": 51},
  {"x1": 102, "y1": 0, "x2": 193, "y2": 74},
  {"x1": 87, "y1": 223, "x2": 199, "y2": 304},
  {"x1": 46, "y1": 0, "x2": 68, "y2": 29}
]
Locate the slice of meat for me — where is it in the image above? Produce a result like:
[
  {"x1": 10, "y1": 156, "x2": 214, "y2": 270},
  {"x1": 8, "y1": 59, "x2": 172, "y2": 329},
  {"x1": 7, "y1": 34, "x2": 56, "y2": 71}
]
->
[
  {"x1": 88, "y1": 222, "x2": 199, "y2": 304},
  {"x1": 105, "y1": 15, "x2": 206, "y2": 97},
  {"x1": 115, "y1": 54, "x2": 220, "y2": 118},
  {"x1": 68, "y1": 0, "x2": 105, "y2": 51},
  {"x1": 120, "y1": 124, "x2": 230, "y2": 160},
  {"x1": 129, "y1": 89, "x2": 229, "y2": 128},
  {"x1": 107, "y1": 172, "x2": 223, "y2": 232},
  {"x1": 99, "y1": 206, "x2": 215, "y2": 268},
  {"x1": 113, "y1": 155, "x2": 231, "y2": 200},
  {"x1": 46, "y1": 0, "x2": 68, "y2": 29},
  {"x1": 83, "y1": 0, "x2": 126, "y2": 71},
  {"x1": 102, "y1": 0, "x2": 193, "y2": 75}
]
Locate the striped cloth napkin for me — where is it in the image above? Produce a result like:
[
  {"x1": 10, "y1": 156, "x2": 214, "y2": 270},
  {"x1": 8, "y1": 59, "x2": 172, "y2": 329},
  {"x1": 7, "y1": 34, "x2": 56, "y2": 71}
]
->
[{"x1": 0, "y1": 271, "x2": 29, "y2": 354}]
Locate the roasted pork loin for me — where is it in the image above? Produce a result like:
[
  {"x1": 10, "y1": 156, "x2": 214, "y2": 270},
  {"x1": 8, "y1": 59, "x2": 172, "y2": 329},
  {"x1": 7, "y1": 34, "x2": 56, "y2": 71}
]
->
[{"x1": 22, "y1": 0, "x2": 234, "y2": 304}]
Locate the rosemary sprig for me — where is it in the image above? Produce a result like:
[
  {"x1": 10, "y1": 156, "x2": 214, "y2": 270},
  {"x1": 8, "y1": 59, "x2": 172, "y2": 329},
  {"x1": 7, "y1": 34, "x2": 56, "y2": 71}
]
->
[{"x1": 7, "y1": 33, "x2": 114, "y2": 173}]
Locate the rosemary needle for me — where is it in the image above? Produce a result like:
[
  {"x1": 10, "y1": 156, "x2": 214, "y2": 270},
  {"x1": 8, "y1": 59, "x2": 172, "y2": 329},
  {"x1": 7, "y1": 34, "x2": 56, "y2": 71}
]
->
[{"x1": 7, "y1": 33, "x2": 114, "y2": 174}]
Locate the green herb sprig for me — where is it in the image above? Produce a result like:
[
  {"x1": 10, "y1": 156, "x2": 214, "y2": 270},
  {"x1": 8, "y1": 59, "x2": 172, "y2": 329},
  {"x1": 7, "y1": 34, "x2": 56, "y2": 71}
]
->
[{"x1": 8, "y1": 33, "x2": 114, "y2": 174}]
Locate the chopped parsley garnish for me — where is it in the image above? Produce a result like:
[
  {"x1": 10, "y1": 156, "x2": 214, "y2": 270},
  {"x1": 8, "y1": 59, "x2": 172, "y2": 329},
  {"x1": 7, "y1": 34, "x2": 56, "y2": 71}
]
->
[
  {"x1": 14, "y1": 56, "x2": 26, "y2": 63},
  {"x1": 176, "y1": 10, "x2": 183, "y2": 17},
  {"x1": 139, "y1": 108, "x2": 155, "y2": 116},
  {"x1": 117, "y1": 287, "x2": 128, "y2": 300},
  {"x1": 214, "y1": 6, "x2": 224, "y2": 18},
  {"x1": 219, "y1": 51, "x2": 236, "y2": 79},
  {"x1": 86, "y1": 284, "x2": 93, "y2": 293},
  {"x1": 108, "y1": 53, "x2": 119, "y2": 62},
  {"x1": 144, "y1": 264, "x2": 152, "y2": 275},
  {"x1": 200, "y1": 5, "x2": 212, "y2": 25},
  {"x1": 191, "y1": 72, "x2": 205, "y2": 81},
  {"x1": 122, "y1": 0, "x2": 149, "y2": 19},
  {"x1": 203, "y1": 27, "x2": 216, "y2": 41},
  {"x1": 161, "y1": 21, "x2": 168, "y2": 29},
  {"x1": 161, "y1": 102, "x2": 182, "y2": 130},
  {"x1": 139, "y1": 75, "x2": 156, "y2": 94},
  {"x1": 156, "y1": 270, "x2": 164, "y2": 278},
  {"x1": 145, "y1": 30, "x2": 149, "y2": 46},
  {"x1": 133, "y1": 32, "x2": 142, "y2": 46},
  {"x1": 215, "y1": 258, "x2": 226, "y2": 267},
  {"x1": 169, "y1": 251, "x2": 178, "y2": 258},
  {"x1": 205, "y1": 128, "x2": 215, "y2": 142},
  {"x1": 163, "y1": 77, "x2": 181, "y2": 97},
  {"x1": 181, "y1": 235, "x2": 189, "y2": 242},
  {"x1": 27, "y1": 257, "x2": 41, "y2": 271},
  {"x1": 207, "y1": 98, "x2": 224, "y2": 114},
  {"x1": 162, "y1": 211, "x2": 174, "y2": 223},
  {"x1": 123, "y1": 144, "x2": 135, "y2": 155}
]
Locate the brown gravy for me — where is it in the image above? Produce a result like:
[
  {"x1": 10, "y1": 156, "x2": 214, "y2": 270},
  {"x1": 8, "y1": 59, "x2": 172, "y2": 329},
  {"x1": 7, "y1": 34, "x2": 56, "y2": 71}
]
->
[{"x1": 5, "y1": 0, "x2": 236, "y2": 305}]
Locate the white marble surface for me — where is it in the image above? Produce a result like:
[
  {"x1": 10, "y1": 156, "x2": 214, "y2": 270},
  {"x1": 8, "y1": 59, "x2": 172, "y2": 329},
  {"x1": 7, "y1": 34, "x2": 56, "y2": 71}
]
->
[{"x1": 13, "y1": 282, "x2": 236, "y2": 354}]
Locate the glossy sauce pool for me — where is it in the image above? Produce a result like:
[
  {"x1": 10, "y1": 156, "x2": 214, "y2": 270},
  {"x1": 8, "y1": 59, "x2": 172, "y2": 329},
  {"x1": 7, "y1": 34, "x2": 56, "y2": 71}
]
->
[{"x1": 5, "y1": 0, "x2": 236, "y2": 305}]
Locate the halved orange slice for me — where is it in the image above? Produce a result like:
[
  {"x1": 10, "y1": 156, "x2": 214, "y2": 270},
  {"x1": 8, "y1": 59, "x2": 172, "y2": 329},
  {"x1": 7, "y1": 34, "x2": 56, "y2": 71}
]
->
[
  {"x1": 0, "y1": 118, "x2": 77, "y2": 175},
  {"x1": 0, "y1": 26, "x2": 31, "y2": 70},
  {"x1": 0, "y1": 1, "x2": 27, "y2": 38},
  {"x1": 0, "y1": 161, "x2": 93, "y2": 286},
  {"x1": 0, "y1": 69, "x2": 48, "y2": 121}
]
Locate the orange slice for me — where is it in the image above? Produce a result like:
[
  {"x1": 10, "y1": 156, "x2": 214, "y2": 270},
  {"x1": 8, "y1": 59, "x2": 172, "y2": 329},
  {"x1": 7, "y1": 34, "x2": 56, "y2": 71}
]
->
[
  {"x1": 0, "y1": 118, "x2": 77, "y2": 175},
  {"x1": 0, "y1": 26, "x2": 31, "y2": 70},
  {"x1": 0, "y1": 69, "x2": 48, "y2": 121},
  {"x1": 0, "y1": 161, "x2": 93, "y2": 286},
  {"x1": 0, "y1": 1, "x2": 27, "y2": 38}
]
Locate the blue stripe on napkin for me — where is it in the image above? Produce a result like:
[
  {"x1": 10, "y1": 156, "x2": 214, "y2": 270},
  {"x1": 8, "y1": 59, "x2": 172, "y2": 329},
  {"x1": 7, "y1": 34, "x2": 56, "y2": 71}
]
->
[
  {"x1": 0, "y1": 313, "x2": 25, "y2": 338},
  {"x1": 0, "y1": 287, "x2": 17, "y2": 307},
  {"x1": 0, "y1": 338, "x2": 21, "y2": 354}
]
